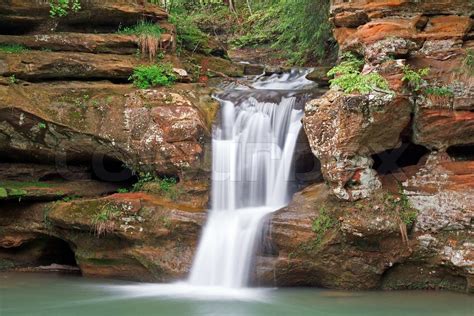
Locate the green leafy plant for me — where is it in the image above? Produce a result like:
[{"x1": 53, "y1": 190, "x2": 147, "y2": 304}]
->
[
  {"x1": 117, "y1": 188, "x2": 129, "y2": 193},
  {"x1": 8, "y1": 75, "x2": 18, "y2": 85},
  {"x1": 129, "y1": 64, "x2": 176, "y2": 89},
  {"x1": 49, "y1": 0, "x2": 82, "y2": 18},
  {"x1": 37, "y1": 122, "x2": 47, "y2": 129},
  {"x1": 0, "y1": 44, "x2": 27, "y2": 54},
  {"x1": 327, "y1": 52, "x2": 391, "y2": 94},
  {"x1": 402, "y1": 66, "x2": 430, "y2": 92}
]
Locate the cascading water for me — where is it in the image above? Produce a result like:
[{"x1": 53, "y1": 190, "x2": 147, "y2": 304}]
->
[
  {"x1": 189, "y1": 69, "x2": 313, "y2": 288},
  {"x1": 106, "y1": 69, "x2": 318, "y2": 299}
]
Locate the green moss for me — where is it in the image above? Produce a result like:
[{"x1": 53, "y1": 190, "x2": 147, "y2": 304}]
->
[
  {"x1": 131, "y1": 253, "x2": 164, "y2": 277},
  {"x1": 312, "y1": 207, "x2": 337, "y2": 236},
  {"x1": 425, "y1": 86, "x2": 454, "y2": 97},
  {"x1": 0, "y1": 44, "x2": 28, "y2": 53},
  {"x1": 159, "y1": 216, "x2": 172, "y2": 229},
  {"x1": 134, "y1": 173, "x2": 183, "y2": 201},
  {"x1": 0, "y1": 259, "x2": 15, "y2": 270},
  {"x1": 0, "y1": 187, "x2": 7, "y2": 198},
  {"x1": 7, "y1": 188, "x2": 27, "y2": 198},
  {"x1": 0, "y1": 181, "x2": 55, "y2": 189}
]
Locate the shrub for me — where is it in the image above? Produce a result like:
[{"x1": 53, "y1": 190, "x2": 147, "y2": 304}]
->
[
  {"x1": 328, "y1": 52, "x2": 391, "y2": 94},
  {"x1": 49, "y1": 0, "x2": 81, "y2": 18},
  {"x1": 129, "y1": 64, "x2": 176, "y2": 89}
]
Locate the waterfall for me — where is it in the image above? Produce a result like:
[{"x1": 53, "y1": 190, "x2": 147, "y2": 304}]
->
[{"x1": 189, "y1": 91, "x2": 304, "y2": 288}]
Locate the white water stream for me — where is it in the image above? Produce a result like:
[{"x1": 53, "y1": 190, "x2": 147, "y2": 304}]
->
[{"x1": 189, "y1": 70, "x2": 313, "y2": 288}]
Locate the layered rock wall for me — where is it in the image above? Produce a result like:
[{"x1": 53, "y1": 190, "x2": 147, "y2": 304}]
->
[
  {"x1": 0, "y1": 0, "x2": 214, "y2": 280},
  {"x1": 264, "y1": 0, "x2": 474, "y2": 293}
]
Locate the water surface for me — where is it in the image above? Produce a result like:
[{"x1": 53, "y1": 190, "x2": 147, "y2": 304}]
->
[{"x1": 1, "y1": 273, "x2": 472, "y2": 316}]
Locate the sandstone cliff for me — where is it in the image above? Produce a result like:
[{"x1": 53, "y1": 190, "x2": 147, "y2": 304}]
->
[{"x1": 263, "y1": 0, "x2": 473, "y2": 293}]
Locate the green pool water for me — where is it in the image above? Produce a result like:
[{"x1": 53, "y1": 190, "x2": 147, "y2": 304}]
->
[{"x1": 0, "y1": 272, "x2": 472, "y2": 316}]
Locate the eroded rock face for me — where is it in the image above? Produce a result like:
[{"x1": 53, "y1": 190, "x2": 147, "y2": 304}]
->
[
  {"x1": 0, "y1": 193, "x2": 205, "y2": 281},
  {"x1": 304, "y1": 90, "x2": 412, "y2": 200},
  {"x1": 280, "y1": 0, "x2": 474, "y2": 292},
  {"x1": 0, "y1": 0, "x2": 219, "y2": 280},
  {"x1": 261, "y1": 158, "x2": 473, "y2": 292},
  {"x1": 303, "y1": 0, "x2": 474, "y2": 200},
  {"x1": 0, "y1": 82, "x2": 217, "y2": 179}
]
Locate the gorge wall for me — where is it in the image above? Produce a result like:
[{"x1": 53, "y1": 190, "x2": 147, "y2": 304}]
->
[
  {"x1": 260, "y1": 0, "x2": 473, "y2": 293},
  {"x1": 0, "y1": 0, "x2": 226, "y2": 281}
]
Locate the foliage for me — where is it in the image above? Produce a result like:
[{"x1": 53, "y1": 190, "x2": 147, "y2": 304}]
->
[
  {"x1": 0, "y1": 44, "x2": 27, "y2": 53},
  {"x1": 170, "y1": 14, "x2": 209, "y2": 53},
  {"x1": 327, "y1": 52, "x2": 391, "y2": 94},
  {"x1": 425, "y1": 86, "x2": 454, "y2": 97},
  {"x1": 117, "y1": 188, "x2": 129, "y2": 193},
  {"x1": 155, "y1": 0, "x2": 332, "y2": 64},
  {"x1": 402, "y1": 66, "x2": 430, "y2": 92},
  {"x1": 129, "y1": 64, "x2": 176, "y2": 89},
  {"x1": 232, "y1": 0, "x2": 332, "y2": 64},
  {"x1": 49, "y1": 0, "x2": 81, "y2": 18},
  {"x1": 38, "y1": 122, "x2": 47, "y2": 129}
]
